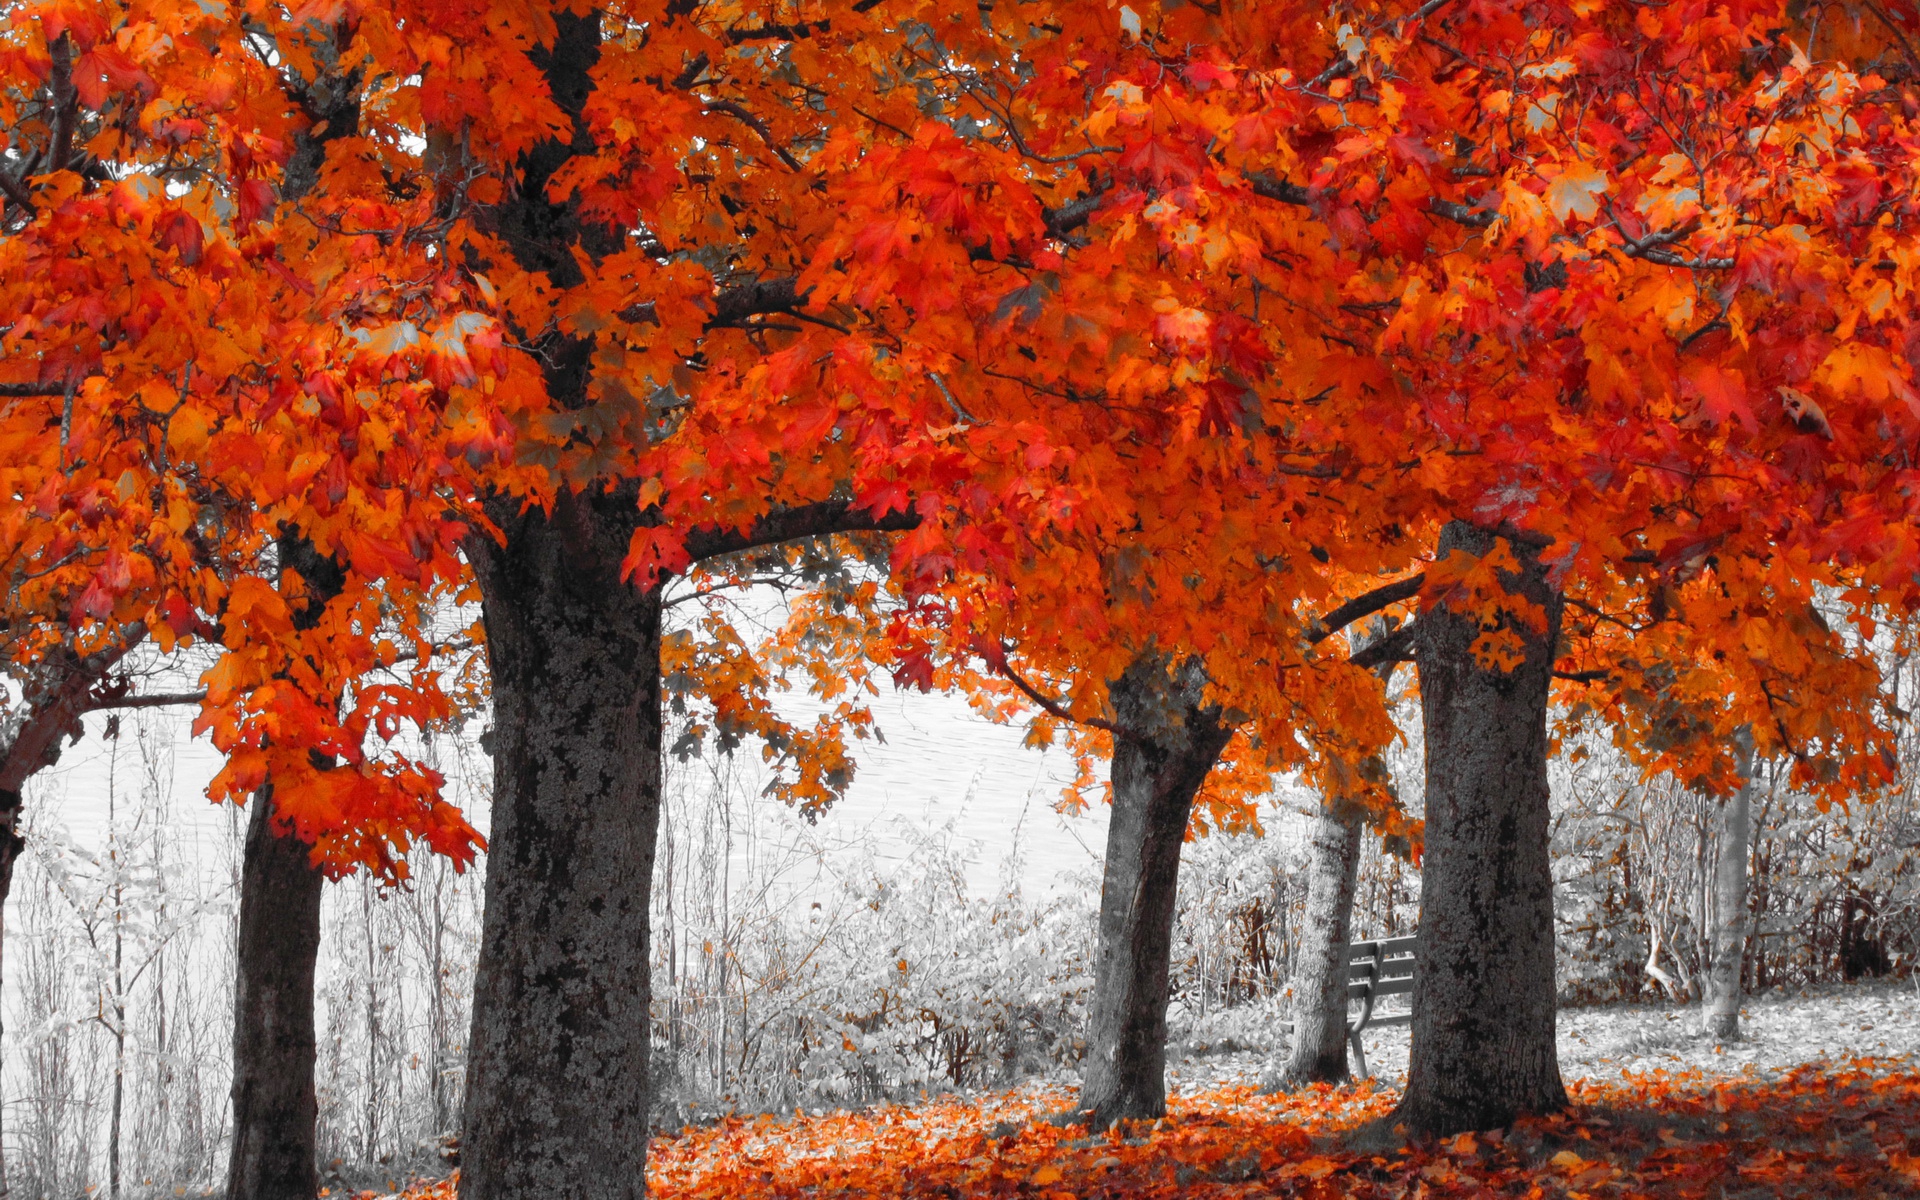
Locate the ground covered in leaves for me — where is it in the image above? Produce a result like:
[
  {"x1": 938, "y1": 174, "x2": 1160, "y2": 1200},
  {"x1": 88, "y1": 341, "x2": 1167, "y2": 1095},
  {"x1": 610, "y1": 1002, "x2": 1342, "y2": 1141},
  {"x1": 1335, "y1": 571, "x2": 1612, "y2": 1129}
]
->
[{"x1": 396, "y1": 982, "x2": 1920, "y2": 1199}]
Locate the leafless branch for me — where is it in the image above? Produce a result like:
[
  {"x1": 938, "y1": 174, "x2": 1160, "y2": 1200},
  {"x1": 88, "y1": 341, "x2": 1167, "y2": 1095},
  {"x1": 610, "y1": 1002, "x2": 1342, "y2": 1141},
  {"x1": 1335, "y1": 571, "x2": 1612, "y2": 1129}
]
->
[
  {"x1": 993, "y1": 656, "x2": 1125, "y2": 737},
  {"x1": 1305, "y1": 573, "x2": 1426, "y2": 647},
  {"x1": 89, "y1": 690, "x2": 208, "y2": 711}
]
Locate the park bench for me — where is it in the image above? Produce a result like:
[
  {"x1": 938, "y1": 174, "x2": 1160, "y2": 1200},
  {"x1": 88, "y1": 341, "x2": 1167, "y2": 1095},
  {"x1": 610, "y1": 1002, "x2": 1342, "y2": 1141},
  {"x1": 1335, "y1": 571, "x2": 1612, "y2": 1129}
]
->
[{"x1": 1345, "y1": 933, "x2": 1418, "y2": 1079}]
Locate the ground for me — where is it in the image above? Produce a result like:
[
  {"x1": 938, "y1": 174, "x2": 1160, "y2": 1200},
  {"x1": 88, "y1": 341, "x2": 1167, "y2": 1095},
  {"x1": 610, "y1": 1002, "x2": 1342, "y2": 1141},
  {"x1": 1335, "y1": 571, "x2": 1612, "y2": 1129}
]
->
[
  {"x1": 397, "y1": 980, "x2": 1920, "y2": 1199},
  {"x1": 1168, "y1": 977, "x2": 1920, "y2": 1095}
]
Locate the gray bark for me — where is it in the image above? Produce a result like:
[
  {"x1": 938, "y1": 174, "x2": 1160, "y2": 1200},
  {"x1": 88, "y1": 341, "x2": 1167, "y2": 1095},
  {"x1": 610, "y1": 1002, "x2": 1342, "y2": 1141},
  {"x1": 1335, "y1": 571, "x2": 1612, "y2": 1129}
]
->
[
  {"x1": 1265, "y1": 633, "x2": 1401, "y2": 1092},
  {"x1": 1702, "y1": 731, "x2": 1756, "y2": 1041},
  {"x1": 1075, "y1": 655, "x2": 1232, "y2": 1126},
  {"x1": 1395, "y1": 522, "x2": 1568, "y2": 1135},
  {"x1": 1266, "y1": 795, "x2": 1364, "y2": 1089},
  {"x1": 459, "y1": 492, "x2": 663, "y2": 1200},
  {"x1": 226, "y1": 535, "x2": 343, "y2": 1200},
  {"x1": 225, "y1": 787, "x2": 325, "y2": 1200}
]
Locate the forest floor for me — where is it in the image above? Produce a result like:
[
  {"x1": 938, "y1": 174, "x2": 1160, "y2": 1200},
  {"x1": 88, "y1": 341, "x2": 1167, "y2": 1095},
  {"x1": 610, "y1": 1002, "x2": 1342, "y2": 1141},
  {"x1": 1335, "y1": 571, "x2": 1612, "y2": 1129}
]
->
[{"x1": 397, "y1": 980, "x2": 1920, "y2": 1199}]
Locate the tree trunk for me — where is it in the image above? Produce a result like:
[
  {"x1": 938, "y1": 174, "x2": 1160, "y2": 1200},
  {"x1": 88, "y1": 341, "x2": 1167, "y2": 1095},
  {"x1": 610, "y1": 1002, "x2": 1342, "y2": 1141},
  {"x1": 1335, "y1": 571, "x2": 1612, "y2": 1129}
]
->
[
  {"x1": 1702, "y1": 733, "x2": 1755, "y2": 1041},
  {"x1": 458, "y1": 492, "x2": 663, "y2": 1200},
  {"x1": 1265, "y1": 797, "x2": 1363, "y2": 1089},
  {"x1": 1394, "y1": 522, "x2": 1568, "y2": 1135},
  {"x1": 1265, "y1": 635, "x2": 1401, "y2": 1092},
  {"x1": 225, "y1": 785, "x2": 325, "y2": 1200},
  {"x1": 0, "y1": 785, "x2": 21, "y2": 1200},
  {"x1": 226, "y1": 535, "x2": 343, "y2": 1200},
  {"x1": 1075, "y1": 655, "x2": 1233, "y2": 1127}
]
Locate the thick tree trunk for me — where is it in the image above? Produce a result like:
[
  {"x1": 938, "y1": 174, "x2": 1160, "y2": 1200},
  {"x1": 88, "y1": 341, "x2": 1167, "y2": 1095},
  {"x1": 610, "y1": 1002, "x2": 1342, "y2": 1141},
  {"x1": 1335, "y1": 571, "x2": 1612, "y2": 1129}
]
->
[
  {"x1": 1265, "y1": 797, "x2": 1363, "y2": 1089},
  {"x1": 459, "y1": 493, "x2": 663, "y2": 1200},
  {"x1": 227, "y1": 536, "x2": 343, "y2": 1200},
  {"x1": 225, "y1": 787, "x2": 325, "y2": 1200},
  {"x1": 1702, "y1": 733, "x2": 1755, "y2": 1041},
  {"x1": 1394, "y1": 522, "x2": 1568, "y2": 1135},
  {"x1": 1075, "y1": 656, "x2": 1232, "y2": 1127}
]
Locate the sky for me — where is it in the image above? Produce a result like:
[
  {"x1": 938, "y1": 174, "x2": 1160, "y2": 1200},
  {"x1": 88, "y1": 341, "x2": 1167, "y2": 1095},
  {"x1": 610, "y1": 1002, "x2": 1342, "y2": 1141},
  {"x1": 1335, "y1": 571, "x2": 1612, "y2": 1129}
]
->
[{"x1": 25, "y1": 676, "x2": 1116, "y2": 901}]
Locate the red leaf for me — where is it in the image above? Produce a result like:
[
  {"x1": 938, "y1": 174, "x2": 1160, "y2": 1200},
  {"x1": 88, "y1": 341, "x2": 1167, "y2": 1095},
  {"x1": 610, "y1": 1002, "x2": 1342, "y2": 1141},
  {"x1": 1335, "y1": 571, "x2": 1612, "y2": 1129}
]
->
[{"x1": 159, "y1": 211, "x2": 204, "y2": 265}]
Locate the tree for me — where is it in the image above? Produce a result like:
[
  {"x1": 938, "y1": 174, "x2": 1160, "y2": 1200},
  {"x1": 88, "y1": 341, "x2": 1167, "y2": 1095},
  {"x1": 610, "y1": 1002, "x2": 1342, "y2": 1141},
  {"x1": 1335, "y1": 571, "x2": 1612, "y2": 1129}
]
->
[
  {"x1": 15, "y1": 0, "x2": 1920, "y2": 1179},
  {"x1": 1266, "y1": 626, "x2": 1406, "y2": 1092},
  {"x1": 1397, "y1": 524, "x2": 1569, "y2": 1132},
  {"x1": 1702, "y1": 730, "x2": 1759, "y2": 1041},
  {"x1": 1073, "y1": 655, "x2": 1233, "y2": 1124}
]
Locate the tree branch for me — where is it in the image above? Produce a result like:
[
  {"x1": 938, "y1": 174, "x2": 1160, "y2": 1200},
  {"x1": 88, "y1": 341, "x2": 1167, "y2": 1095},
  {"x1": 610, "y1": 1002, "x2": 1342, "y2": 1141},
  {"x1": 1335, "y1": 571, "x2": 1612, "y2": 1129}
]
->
[
  {"x1": 1247, "y1": 172, "x2": 1499, "y2": 229},
  {"x1": 725, "y1": 19, "x2": 830, "y2": 42},
  {"x1": 993, "y1": 657, "x2": 1124, "y2": 737},
  {"x1": 0, "y1": 630, "x2": 145, "y2": 793},
  {"x1": 683, "y1": 499, "x2": 920, "y2": 562},
  {"x1": 1348, "y1": 622, "x2": 1417, "y2": 670},
  {"x1": 621, "y1": 275, "x2": 815, "y2": 332},
  {"x1": 704, "y1": 101, "x2": 804, "y2": 172},
  {"x1": 1305, "y1": 573, "x2": 1426, "y2": 646},
  {"x1": 48, "y1": 33, "x2": 77, "y2": 176},
  {"x1": 0, "y1": 170, "x2": 35, "y2": 216},
  {"x1": 89, "y1": 690, "x2": 208, "y2": 710},
  {"x1": 1041, "y1": 185, "x2": 1111, "y2": 238}
]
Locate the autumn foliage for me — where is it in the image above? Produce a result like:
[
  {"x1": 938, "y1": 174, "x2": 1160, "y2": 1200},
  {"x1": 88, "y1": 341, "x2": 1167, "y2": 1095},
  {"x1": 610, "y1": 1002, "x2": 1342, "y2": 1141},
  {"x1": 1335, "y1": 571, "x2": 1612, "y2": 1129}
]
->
[
  {"x1": 8, "y1": 0, "x2": 1920, "y2": 852},
  {"x1": 11, "y1": 0, "x2": 1920, "y2": 1181},
  {"x1": 359, "y1": 1062, "x2": 1920, "y2": 1200}
]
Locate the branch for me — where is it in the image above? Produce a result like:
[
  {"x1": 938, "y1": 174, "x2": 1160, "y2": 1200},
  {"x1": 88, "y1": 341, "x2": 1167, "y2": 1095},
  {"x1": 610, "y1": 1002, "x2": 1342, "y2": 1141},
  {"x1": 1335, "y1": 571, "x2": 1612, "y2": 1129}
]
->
[
  {"x1": 0, "y1": 382, "x2": 74, "y2": 398},
  {"x1": 0, "y1": 629, "x2": 145, "y2": 794},
  {"x1": 927, "y1": 371, "x2": 977, "y2": 424},
  {"x1": 683, "y1": 499, "x2": 920, "y2": 562},
  {"x1": 89, "y1": 690, "x2": 208, "y2": 710},
  {"x1": 993, "y1": 657, "x2": 1124, "y2": 737},
  {"x1": 1348, "y1": 622, "x2": 1417, "y2": 670},
  {"x1": 0, "y1": 170, "x2": 34, "y2": 216},
  {"x1": 1042, "y1": 184, "x2": 1111, "y2": 238},
  {"x1": 1305, "y1": 573, "x2": 1426, "y2": 646},
  {"x1": 1246, "y1": 173, "x2": 1497, "y2": 228},
  {"x1": 704, "y1": 101, "x2": 804, "y2": 172},
  {"x1": 1553, "y1": 669, "x2": 1612, "y2": 683},
  {"x1": 1247, "y1": 173, "x2": 1313, "y2": 206},
  {"x1": 48, "y1": 33, "x2": 76, "y2": 176},
  {"x1": 725, "y1": 19, "x2": 829, "y2": 42},
  {"x1": 1428, "y1": 197, "x2": 1499, "y2": 228},
  {"x1": 623, "y1": 275, "x2": 810, "y2": 332},
  {"x1": 1617, "y1": 232, "x2": 1733, "y2": 271}
]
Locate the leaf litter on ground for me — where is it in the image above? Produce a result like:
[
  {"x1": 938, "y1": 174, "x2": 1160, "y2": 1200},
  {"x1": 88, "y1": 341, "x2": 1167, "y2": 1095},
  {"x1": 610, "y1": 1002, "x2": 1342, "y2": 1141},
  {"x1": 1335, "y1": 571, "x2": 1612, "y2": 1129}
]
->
[{"x1": 387, "y1": 980, "x2": 1920, "y2": 1199}]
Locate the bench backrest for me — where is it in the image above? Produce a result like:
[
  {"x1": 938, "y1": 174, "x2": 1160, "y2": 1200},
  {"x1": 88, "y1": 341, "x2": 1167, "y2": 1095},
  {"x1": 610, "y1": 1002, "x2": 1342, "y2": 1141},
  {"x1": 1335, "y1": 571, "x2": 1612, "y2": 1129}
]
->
[{"x1": 1346, "y1": 933, "x2": 1418, "y2": 1002}]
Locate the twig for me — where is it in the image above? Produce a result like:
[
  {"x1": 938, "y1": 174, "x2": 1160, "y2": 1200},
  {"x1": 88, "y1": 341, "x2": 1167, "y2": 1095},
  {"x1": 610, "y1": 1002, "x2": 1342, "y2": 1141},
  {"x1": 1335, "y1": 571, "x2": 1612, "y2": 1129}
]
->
[
  {"x1": 994, "y1": 657, "x2": 1125, "y2": 737},
  {"x1": 59, "y1": 376, "x2": 76, "y2": 473},
  {"x1": 927, "y1": 372, "x2": 977, "y2": 424}
]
